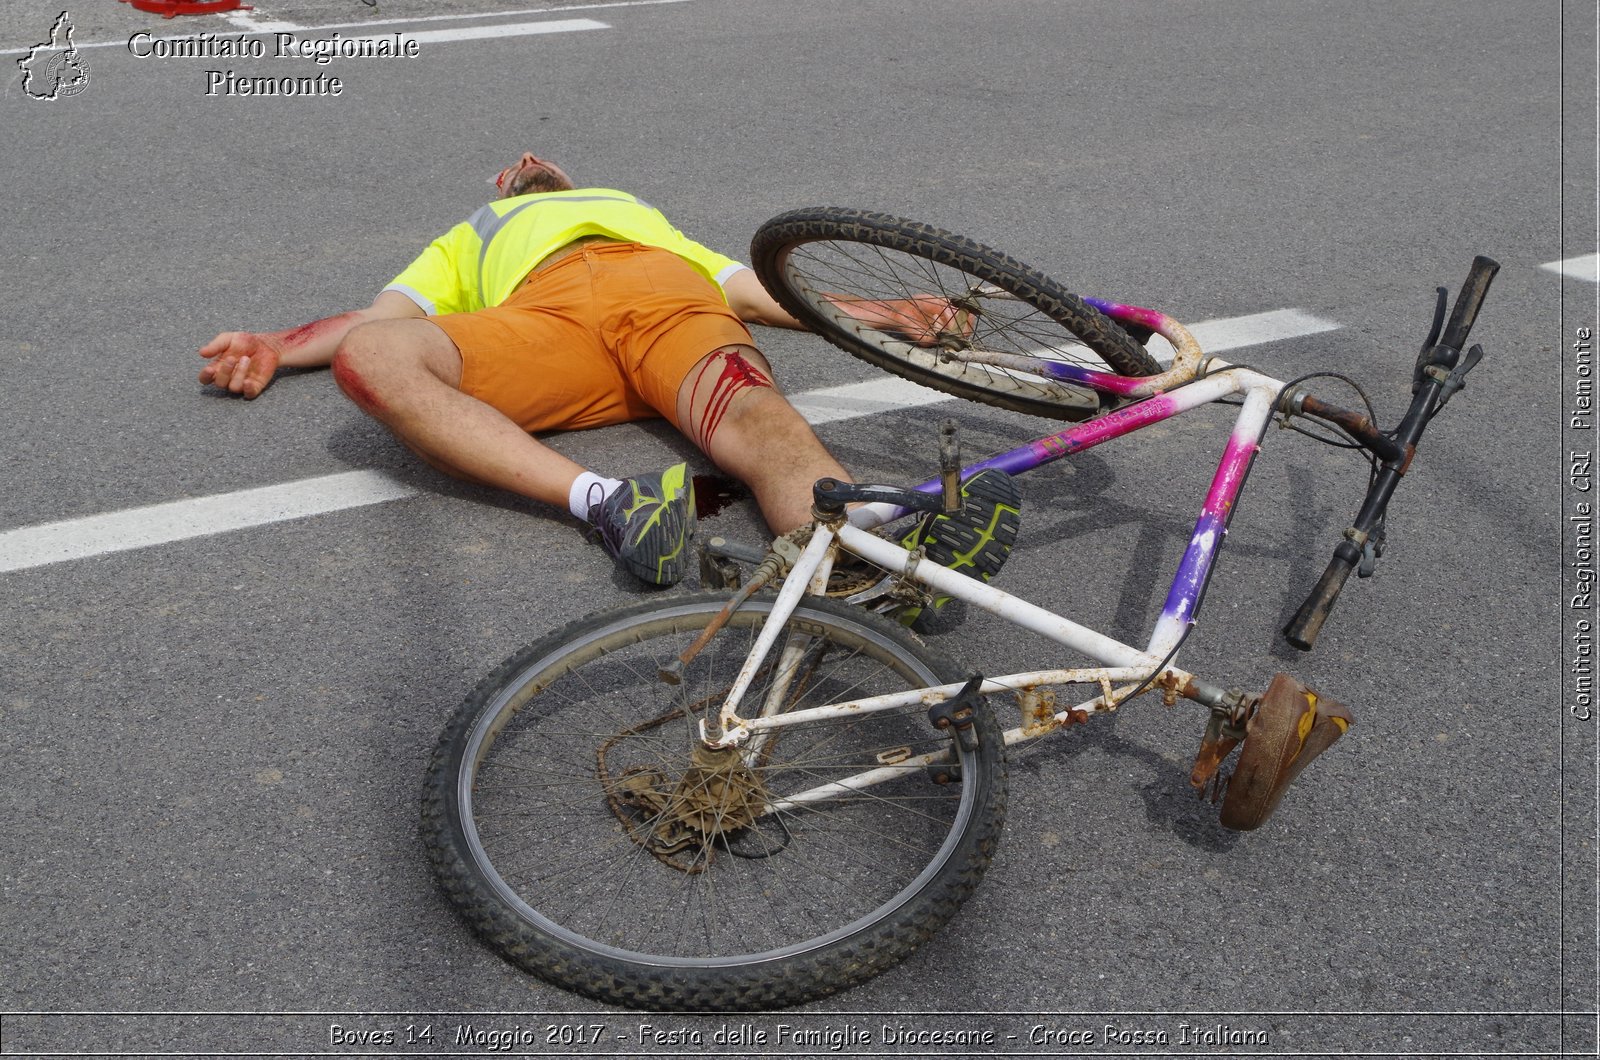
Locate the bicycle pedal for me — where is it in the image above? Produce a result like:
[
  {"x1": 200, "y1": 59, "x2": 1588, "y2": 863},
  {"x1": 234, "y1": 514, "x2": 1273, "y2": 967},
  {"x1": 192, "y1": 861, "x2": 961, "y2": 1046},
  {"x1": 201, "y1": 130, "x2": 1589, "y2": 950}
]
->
[{"x1": 699, "y1": 541, "x2": 744, "y2": 590}]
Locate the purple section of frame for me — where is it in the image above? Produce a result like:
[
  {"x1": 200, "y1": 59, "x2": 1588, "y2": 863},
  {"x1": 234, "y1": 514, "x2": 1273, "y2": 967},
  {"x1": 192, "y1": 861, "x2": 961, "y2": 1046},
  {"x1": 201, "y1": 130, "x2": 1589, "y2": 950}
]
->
[
  {"x1": 936, "y1": 404, "x2": 1259, "y2": 628},
  {"x1": 890, "y1": 340, "x2": 1270, "y2": 652},
  {"x1": 910, "y1": 392, "x2": 1185, "y2": 495},
  {"x1": 1084, "y1": 296, "x2": 1169, "y2": 332},
  {"x1": 1029, "y1": 360, "x2": 1148, "y2": 397},
  {"x1": 1010, "y1": 298, "x2": 1177, "y2": 397},
  {"x1": 1158, "y1": 430, "x2": 1260, "y2": 625}
]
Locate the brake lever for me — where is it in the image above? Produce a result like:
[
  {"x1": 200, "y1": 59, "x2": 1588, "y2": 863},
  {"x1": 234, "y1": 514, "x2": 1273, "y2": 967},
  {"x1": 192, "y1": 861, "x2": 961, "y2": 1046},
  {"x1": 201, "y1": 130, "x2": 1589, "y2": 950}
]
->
[
  {"x1": 1432, "y1": 343, "x2": 1485, "y2": 411},
  {"x1": 1356, "y1": 516, "x2": 1386, "y2": 578},
  {"x1": 1412, "y1": 287, "x2": 1448, "y2": 393}
]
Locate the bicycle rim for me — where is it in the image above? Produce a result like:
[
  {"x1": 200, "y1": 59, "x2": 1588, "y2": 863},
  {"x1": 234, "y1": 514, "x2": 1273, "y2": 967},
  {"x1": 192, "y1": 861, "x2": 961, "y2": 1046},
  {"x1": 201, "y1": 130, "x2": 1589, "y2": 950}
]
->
[
  {"x1": 752, "y1": 207, "x2": 1162, "y2": 421},
  {"x1": 424, "y1": 593, "x2": 1006, "y2": 1010}
]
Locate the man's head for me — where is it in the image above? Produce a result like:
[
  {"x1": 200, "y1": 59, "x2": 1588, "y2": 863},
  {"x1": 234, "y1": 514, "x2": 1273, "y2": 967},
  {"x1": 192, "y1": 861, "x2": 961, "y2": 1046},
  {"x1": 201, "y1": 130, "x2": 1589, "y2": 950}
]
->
[{"x1": 495, "y1": 153, "x2": 575, "y2": 198}]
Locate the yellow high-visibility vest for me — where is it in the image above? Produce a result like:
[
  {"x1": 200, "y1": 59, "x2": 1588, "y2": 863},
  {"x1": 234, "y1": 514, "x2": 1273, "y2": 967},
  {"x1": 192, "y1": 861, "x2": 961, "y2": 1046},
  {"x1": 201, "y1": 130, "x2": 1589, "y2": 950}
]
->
[{"x1": 384, "y1": 188, "x2": 743, "y2": 315}]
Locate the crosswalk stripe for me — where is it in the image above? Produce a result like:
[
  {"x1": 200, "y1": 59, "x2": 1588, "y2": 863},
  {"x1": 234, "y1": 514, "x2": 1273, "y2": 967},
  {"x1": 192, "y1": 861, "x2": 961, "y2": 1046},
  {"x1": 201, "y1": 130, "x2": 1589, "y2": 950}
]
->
[
  {"x1": 794, "y1": 308, "x2": 1338, "y2": 424},
  {"x1": 1541, "y1": 254, "x2": 1599, "y2": 281},
  {"x1": 1, "y1": 307, "x2": 1340, "y2": 573}
]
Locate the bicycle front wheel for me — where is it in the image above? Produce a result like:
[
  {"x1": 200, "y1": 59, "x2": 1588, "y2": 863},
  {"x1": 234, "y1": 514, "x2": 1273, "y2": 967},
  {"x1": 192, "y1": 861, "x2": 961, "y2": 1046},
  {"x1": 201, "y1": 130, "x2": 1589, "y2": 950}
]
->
[
  {"x1": 752, "y1": 207, "x2": 1163, "y2": 420},
  {"x1": 422, "y1": 592, "x2": 1007, "y2": 1010}
]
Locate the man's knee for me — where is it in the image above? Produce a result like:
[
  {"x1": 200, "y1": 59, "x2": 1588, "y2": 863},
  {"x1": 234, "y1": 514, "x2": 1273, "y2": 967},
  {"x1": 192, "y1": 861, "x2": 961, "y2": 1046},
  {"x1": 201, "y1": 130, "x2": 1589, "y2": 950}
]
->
[{"x1": 330, "y1": 323, "x2": 393, "y2": 413}]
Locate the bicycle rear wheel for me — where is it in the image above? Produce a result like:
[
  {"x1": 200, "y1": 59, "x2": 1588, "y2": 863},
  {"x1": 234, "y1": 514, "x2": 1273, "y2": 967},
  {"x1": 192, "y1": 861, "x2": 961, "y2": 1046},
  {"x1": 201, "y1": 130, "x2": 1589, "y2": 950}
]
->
[
  {"x1": 752, "y1": 207, "x2": 1163, "y2": 421},
  {"x1": 422, "y1": 592, "x2": 1007, "y2": 1010}
]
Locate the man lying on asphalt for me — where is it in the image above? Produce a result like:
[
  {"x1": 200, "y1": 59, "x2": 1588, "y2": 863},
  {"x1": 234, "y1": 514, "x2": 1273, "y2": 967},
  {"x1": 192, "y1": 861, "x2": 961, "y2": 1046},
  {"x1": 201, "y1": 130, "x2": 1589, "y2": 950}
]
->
[{"x1": 198, "y1": 151, "x2": 1018, "y2": 592}]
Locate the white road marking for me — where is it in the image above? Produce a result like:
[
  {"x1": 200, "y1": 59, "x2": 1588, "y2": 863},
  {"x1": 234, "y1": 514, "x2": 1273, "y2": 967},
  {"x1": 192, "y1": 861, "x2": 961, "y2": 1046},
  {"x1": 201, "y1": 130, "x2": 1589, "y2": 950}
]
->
[
  {"x1": 790, "y1": 376, "x2": 949, "y2": 425},
  {"x1": 1541, "y1": 254, "x2": 1599, "y2": 282},
  {"x1": 1, "y1": 4, "x2": 657, "y2": 54},
  {"x1": 281, "y1": 0, "x2": 695, "y2": 33},
  {"x1": 223, "y1": 12, "x2": 303, "y2": 33},
  {"x1": 0, "y1": 471, "x2": 416, "y2": 574},
  {"x1": 1, "y1": 308, "x2": 1340, "y2": 574},
  {"x1": 363, "y1": 19, "x2": 609, "y2": 46},
  {"x1": 794, "y1": 308, "x2": 1339, "y2": 424},
  {"x1": 1178, "y1": 307, "x2": 1340, "y2": 354}
]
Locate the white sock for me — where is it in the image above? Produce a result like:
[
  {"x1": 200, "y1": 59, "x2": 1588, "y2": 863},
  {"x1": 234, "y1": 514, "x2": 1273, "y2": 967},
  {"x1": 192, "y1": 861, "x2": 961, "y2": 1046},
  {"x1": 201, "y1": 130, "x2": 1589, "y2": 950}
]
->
[{"x1": 569, "y1": 472, "x2": 624, "y2": 521}]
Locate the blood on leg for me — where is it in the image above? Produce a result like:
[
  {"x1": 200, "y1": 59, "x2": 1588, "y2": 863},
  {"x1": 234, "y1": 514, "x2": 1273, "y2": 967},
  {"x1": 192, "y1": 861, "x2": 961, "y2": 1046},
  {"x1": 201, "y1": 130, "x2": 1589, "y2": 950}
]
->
[
  {"x1": 331, "y1": 353, "x2": 387, "y2": 415},
  {"x1": 681, "y1": 345, "x2": 775, "y2": 451},
  {"x1": 674, "y1": 344, "x2": 851, "y2": 532}
]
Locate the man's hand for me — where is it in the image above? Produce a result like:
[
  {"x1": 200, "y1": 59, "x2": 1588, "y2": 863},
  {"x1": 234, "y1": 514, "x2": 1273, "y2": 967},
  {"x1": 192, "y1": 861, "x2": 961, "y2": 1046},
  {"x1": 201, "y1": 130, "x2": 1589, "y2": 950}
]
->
[
  {"x1": 828, "y1": 294, "x2": 973, "y2": 347},
  {"x1": 196, "y1": 295, "x2": 423, "y2": 400},
  {"x1": 198, "y1": 331, "x2": 287, "y2": 399}
]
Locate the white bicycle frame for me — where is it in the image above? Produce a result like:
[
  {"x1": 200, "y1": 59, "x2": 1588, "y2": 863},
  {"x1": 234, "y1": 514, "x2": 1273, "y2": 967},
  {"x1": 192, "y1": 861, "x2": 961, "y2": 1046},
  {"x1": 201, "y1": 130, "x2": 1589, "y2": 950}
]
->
[{"x1": 698, "y1": 345, "x2": 1288, "y2": 808}]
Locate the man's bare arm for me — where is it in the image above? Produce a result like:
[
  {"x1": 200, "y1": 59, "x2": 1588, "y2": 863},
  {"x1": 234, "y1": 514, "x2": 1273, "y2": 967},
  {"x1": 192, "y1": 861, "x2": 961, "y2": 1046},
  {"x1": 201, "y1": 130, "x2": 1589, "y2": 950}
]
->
[
  {"x1": 722, "y1": 267, "x2": 967, "y2": 347},
  {"x1": 198, "y1": 290, "x2": 425, "y2": 399},
  {"x1": 722, "y1": 268, "x2": 805, "y2": 330}
]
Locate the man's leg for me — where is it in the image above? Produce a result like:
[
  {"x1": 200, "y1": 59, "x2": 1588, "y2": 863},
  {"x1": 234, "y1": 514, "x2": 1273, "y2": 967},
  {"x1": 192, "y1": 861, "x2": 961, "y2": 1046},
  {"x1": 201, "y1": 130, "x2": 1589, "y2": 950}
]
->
[
  {"x1": 332, "y1": 316, "x2": 696, "y2": 585},
  {"x1": 675, "y1": 343, "x2": 1022, "y2": 627},
  {"x1": 330, "y1": 318, "x2": 588, "y2": 507},
  {"x1": 675, "y1": 344, "x2": 850, "y2": 533}
]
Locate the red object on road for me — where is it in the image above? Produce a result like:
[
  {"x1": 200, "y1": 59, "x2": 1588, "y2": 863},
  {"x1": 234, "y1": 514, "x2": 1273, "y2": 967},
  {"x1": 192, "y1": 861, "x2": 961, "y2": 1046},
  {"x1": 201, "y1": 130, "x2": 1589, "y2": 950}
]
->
[{"x1": 120, "y1": 0, "x2": 253, "y2": 17}]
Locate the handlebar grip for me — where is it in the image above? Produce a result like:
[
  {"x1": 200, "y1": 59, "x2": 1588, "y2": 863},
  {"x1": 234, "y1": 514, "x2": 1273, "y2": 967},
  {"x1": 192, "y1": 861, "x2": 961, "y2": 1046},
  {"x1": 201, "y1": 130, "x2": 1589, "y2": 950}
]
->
[
  {"x1": 1437, "y1": 255, "x2": 1500, "y2": 353},
  {"x1": 1283, "y1": 542, "x2": 1360, "y2": 651}
]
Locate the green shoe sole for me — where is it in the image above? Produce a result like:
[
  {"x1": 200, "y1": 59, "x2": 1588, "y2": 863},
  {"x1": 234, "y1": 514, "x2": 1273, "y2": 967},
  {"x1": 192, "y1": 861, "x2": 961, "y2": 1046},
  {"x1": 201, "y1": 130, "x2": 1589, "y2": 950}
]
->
[{"x1": 894, "y1": 468, "x2": 1021, "y2": 628}]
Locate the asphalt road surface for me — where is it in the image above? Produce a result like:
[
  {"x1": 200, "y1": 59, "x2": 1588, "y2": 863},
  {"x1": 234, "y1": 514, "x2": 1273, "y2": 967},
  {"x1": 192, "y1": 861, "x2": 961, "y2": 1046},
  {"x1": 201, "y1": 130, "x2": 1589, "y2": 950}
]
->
[{"x1": 1, "y1": 1, "x2": 1595, "y2": 1056}]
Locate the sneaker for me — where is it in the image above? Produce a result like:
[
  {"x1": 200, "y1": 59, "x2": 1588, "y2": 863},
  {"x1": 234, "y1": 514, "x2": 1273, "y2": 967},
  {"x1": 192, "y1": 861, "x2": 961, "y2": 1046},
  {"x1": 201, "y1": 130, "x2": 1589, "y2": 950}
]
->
[
  {"x1": 587, "y1": 463, "x2": 697, "y2": 586},
  {"x1": 893, "y1": 468, "x2": 1022, "y2": 628}
]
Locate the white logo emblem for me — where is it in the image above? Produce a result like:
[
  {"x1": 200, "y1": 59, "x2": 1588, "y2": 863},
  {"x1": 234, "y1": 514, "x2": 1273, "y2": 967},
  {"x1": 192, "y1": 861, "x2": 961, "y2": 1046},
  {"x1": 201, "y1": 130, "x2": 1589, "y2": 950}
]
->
[{"x1": 19, "y1": 12, "x2": 90, "y2": 101}]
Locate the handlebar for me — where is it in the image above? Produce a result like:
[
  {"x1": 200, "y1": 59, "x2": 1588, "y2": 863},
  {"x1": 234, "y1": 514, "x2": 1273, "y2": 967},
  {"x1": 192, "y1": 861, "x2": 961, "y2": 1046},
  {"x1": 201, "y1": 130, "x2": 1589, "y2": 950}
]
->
[
  {"x1": 1438, "y1": 255, "x2": 1499, "y2": 356},
  {"x1": 1283, "y1": 255, "x2": 1499, "y2": 651},
  {"x1": 1283, "y1": 537, "x2": 1362, "y2": 650}
]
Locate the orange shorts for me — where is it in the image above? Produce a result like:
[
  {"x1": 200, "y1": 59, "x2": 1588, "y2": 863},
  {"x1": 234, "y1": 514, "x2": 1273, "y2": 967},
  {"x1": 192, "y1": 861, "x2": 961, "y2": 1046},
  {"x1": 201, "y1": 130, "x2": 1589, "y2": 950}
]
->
[{"x1": 428, "y1": 241, "x2": 754, "y2": 433}]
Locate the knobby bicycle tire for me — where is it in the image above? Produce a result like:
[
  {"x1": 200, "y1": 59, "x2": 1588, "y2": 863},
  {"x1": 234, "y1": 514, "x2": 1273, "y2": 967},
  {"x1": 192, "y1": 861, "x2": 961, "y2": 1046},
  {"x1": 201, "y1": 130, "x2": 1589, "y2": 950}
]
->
[
  {"x1": 752, "y1": 207, "x2": 1163, "y2": 421},
  {"x1": 422, "y1": 592, "x2": 1008, "y2": 1010}
]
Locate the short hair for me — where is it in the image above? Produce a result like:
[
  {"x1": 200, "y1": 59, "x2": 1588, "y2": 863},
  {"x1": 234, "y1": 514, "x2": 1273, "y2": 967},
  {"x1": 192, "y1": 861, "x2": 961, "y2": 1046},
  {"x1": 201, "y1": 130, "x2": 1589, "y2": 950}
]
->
[{"x1": 505, "y1": 165, "x2": 573, "y2": 197}]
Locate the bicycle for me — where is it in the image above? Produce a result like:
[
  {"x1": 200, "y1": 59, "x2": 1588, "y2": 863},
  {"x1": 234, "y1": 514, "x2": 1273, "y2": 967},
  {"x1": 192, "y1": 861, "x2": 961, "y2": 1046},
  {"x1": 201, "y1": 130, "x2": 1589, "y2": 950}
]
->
[{"x1": 420, "y1": 207, "x2": 1499, "y2": 1011}]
